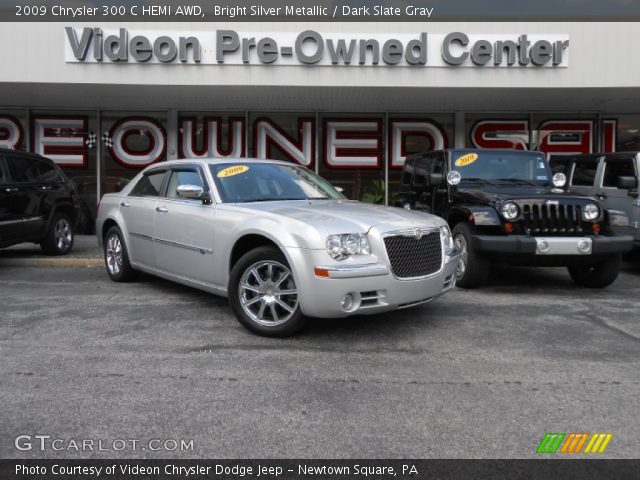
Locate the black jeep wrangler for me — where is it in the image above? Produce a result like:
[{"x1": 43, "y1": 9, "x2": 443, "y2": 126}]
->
[{"x1": 395, "y1": 149, "x2": 633, "y2": 288}]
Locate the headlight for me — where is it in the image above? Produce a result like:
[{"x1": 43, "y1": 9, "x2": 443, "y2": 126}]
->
[
  {"x1": 326, "y1": 233, "x2": 371, "y2": 260},
  {"x1": 583, "y1": 203, "x2": 600, "y2": 221},
  {"x1": 501, "y1": 202, "x2": 519, "y2": 221},
  {"x1": 440, "y1": 225, "x2": 454, "y2": 249}
]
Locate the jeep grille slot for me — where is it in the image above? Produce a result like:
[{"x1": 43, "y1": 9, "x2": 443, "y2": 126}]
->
[
  {"x1": 383, "y1": 230, "x2": 442, "y2": 279},
  {"x1": 521, "y1": 202, "x2": 583, "y2": 234}
]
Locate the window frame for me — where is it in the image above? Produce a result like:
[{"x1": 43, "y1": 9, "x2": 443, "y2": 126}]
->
[
  {"x1": 600, "y1": 154, "x2": 638, "y2": 189},
  {"x1": 128, "y1": 168, "x2": 168, "y2": 198},
  {"x1": 164, "y1": 164, "x2": 210, "y2": 202}
]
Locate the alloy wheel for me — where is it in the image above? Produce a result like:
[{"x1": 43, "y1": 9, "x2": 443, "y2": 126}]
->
[
  {"x1": 54, "y1": 218, "x2": 72, "y2": 251},
  {"x1": 238, "y1": 260, "x2": 298, "y2": 326},
  {"x1": 106, "y1": 233, "x2": 123, "y2": 275},
  {"x1": 454, "y1": 233, "x2": 468, "y2": 280}
]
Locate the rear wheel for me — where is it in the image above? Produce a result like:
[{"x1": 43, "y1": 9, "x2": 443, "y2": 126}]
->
[
  {"x1": 104, "y1": 226, "x2": 137, "y2": 282},
  {"x1": 229, "y1": 246, "x2": 306, "y2": 337},
  {"x1": 452, "y1": 222, "x2": 489, "y2": 289},
  {"x1": 40, "y1": 212, "x2": 74, "y2": 255},
  {"x1": 568, "y1": 254, "x2": 621, "y2": 288}
]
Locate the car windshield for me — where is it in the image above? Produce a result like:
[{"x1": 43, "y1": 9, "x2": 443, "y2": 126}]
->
[
  {"x1": 210, "y1": 162, "x2": 345, "y2": 203},
  {"x1": 450, "y1": 151, "x2": 551, "y2": 185}
]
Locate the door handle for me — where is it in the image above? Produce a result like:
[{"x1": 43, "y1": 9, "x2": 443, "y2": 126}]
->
[
  {"x1": 120, "y1": 201, "x2": 130, "y2": 208},
  {"x1": 156, "y1": 206, "x2": 168, "y2": 213},
  {"x1": 5, "y1": 187, "x2": 18, "y2": 192},
  {"x1": 41, "y1": 185, "x2": 53, "y2": 190}
]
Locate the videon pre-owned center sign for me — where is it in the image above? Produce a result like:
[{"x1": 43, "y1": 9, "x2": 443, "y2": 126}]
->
[{"x1": 64, "y1": 28, "x2": 570, "y2": 67}]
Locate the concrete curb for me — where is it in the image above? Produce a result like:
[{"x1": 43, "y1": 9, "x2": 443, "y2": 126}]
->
[{"x1": 0, "y1": 258, "x2": 103, "y2": 267}]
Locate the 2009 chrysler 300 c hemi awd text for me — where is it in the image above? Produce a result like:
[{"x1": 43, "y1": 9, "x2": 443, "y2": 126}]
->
[{"x1": 96, "y1": 159, "x2": 460, "y2": 336}]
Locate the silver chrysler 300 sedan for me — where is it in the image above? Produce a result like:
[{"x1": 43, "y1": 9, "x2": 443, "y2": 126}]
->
[{"x1": 96, "y1": 159, "x2": 461, "y2": 336}]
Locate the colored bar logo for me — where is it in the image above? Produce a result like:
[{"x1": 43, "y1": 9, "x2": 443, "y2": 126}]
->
[{"x1": 537, "y1": 433, "x2": 612, "y2": 454}]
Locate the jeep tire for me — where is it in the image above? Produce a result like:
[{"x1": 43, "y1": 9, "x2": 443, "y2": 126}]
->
[
  {"x1": 568, "y1": 254, "x2": 622, "y2": 288},
  {"x1": 40, "y1": 212, "x2": 74, "y2": 255}
]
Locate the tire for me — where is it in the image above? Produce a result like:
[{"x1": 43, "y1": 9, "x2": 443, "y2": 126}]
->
[
  {"x1": 104, "y1": 226, "x2": 138, "y2": 282},
  {"x1": 40, "y1": 212, "x2": 74, "y2": 255},
  {"x1": 452, "y1": 222, "x2": 490, "y2": 289},
  {"x1": 568, "y1": 254, "x2": 622, "y2": 288},
  {"x1": 229, "y1": 246, "x2": 306, "y2": 337}
]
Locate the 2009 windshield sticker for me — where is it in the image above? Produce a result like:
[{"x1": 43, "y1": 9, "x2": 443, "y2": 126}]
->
[
  {"x1": 455, "y1": 153, "x2": 479, "y2": 167},
  {"x1": 217, "y1": 165, "x2": 249, "y2": 178}
]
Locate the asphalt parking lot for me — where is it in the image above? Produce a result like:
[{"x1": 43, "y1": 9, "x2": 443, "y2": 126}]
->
[{"x1": 1, "y1": 244, "x2": 639, "y2": 459}]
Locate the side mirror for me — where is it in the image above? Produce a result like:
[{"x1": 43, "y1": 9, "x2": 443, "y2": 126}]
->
[
  {"x1": 334, "y1": 185, "x2": 345, "y2": 193},
  {"x1": 617, "y1": 176, "x2": 637, "y2": 189},
  {"x1": 177, "y1": 184, "x2": 206, "y2": 200},
  {"x1": 427, "y1": 173, "x2": 443, "y2": 186}
]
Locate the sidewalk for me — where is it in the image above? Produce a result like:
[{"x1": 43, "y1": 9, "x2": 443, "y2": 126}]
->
[{"x1": 0, "y1": 236, "x2": 103, "y2": 267}]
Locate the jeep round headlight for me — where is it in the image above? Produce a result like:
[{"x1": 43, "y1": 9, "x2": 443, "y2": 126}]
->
[
  {"x1": 501, "y1": 202, "x2": 519, "y2": 221},
  {"x1": 326, "y1": 233, "x2": 371, "y2": 260},
  {"x1": 583, "y1": 203, "x2": 600, "y2": 221}
]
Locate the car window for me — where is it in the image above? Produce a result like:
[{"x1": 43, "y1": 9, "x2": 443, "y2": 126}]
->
[
  {"x1": 0, "y1": 159, "x2": 6, "y2": 184},
  {"x1": 210, "y1": 163, "x2": 344, "y2": 203},
  {"x1": 130, "y1": 170, "x2": 166, "y2": 197},
  {"x1": 401, "y1": 158, "x2": 414, "y2": 186},
  {"x1": 412, "y1": 158, "x2": 431, "y2": 186},
  {"x1": 549, "y1": 156, "x2": 572, "y2": 175},
  {"x1": 4, "y1": 156, "x2": 39, "y2": 183},
  {"x1": 602, "y1": 156, "x2": 636, "y2": 188},
  {"x1": 572, "y1": 158, "x2": 599, "y2": 186},
  {"x1": 34, "y1": 160, "x2": 62, "y2": 183},
  {"x1": 166, "y1": 169, "x2": 204, "y2": 199}
]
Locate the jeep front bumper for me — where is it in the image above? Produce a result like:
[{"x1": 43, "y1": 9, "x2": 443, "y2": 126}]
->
[{"x1": 472, "y1": 234, "x2": 634, "y2": 256}]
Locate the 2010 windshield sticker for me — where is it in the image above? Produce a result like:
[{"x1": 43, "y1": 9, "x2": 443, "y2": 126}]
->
[
  {"x1": 455, "y1": 153, "x2": 478, "y2": 167},
  {"x1": 217, "y1": 165, "x2": 249, "y2": 178}
]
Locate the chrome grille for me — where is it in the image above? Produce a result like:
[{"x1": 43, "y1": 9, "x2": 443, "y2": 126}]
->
[
  {"x1": 519, "y1": 202, "x2": 584, "y2": 234},
  {"x1": 383, "y1": 230, "x2": 442, "y2": 279}
]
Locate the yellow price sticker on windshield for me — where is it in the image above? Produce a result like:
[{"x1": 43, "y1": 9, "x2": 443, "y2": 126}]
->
[
  {"x1": 217, "y1": 165, "x2": 249, "y2": 178},
  {"x1": 455, "y1": 153, "x2": 479, "y2": 167}
]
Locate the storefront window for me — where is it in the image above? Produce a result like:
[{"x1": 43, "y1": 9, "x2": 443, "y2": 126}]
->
[
  {"x1": 100, "y1": 112, "x2": 168, "y2": 211},
  {"x1": 615, "y1": 115, "x2": 640, "y2": 151},
  {"x1": 31, "y1": 110, "x2": 98, "y2": 233},
  {"x1": 178, "y1": 112, "x2": 246, "y2": 159},
  {"x1": 0, "y1": 110, "x2": 27, "y2": 151},
  {"x1": 387, "y1": 115, "x2": 453, "y2": 203},
  {"x1": 317, "y1": 114, "x2": 384, "y2": 203}
]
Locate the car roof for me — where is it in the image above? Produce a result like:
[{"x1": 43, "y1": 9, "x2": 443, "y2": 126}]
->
[{"x1": 149, "y1": 157, "x2": 298, "y2": 169}]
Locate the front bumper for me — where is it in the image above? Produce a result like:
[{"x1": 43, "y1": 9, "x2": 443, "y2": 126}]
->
[
  {"x1": 472, "y1": 234, "x2": 634, "y2": 256},
  {"x1": 285, "y1": 247, "x2": 461, "y2": 319}
]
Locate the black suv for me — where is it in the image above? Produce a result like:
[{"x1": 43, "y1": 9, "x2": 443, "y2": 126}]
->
[
  {"x1": 395, "y1": 149, "x2": 633, "y2": 288},
  {"x1": 0, "y1": 148, "x2": 83, "y2": 255}
]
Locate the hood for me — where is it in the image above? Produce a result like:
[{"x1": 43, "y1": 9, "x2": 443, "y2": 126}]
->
[
  {"x1": 455, "y1": 184, "x2": 595, "y2": 206},
  {"x1": 239, "y1": 199, "x2": 445, "y2": 234}
]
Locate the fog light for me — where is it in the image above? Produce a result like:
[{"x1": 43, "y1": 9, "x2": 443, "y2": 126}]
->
[
  {"x1": 538, "y1": 240, "x2": 550, "y2": 253},
  {"x1": 341, "y1": 294, "x2": 354, "y2": 311},
  {"x1": 578, "y1": 240, "x2": 591, "y2": 253}
]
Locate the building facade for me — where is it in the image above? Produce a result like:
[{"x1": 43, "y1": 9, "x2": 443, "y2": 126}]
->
[{"x1": 1, "y1": 22, "x2": 639, "y2": 229}]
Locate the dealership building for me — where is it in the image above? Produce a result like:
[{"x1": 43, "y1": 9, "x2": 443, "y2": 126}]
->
[{"x1": 1, "y1": 21, "x2": 639, "y2": 226}]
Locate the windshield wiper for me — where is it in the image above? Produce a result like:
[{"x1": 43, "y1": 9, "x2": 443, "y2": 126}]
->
[{"x1": 496, "y1": 178, "x2": 538, "y2": 186}]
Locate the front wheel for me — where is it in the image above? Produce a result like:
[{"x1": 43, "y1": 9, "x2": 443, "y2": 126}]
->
[
  {"x1": 229, "y1": 246, "x2": 306, "y2": 337},
  {"x1": 452, "y1": 222, "x2": 489, "y2": 289},
  {"x1": 568, "y1": 254, "x2": 622, "y2": 288},
  {"x1": 40, "y1": 212, "x2": 74, "y2": 255}
]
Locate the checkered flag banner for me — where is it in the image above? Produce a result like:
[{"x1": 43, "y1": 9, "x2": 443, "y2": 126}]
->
[
  {"x1": 85, "y1": 132, "x2": 97, "y2": 149},
  {"x1": 102, "y1": 132, "x2": 113, "y2": 148}
]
